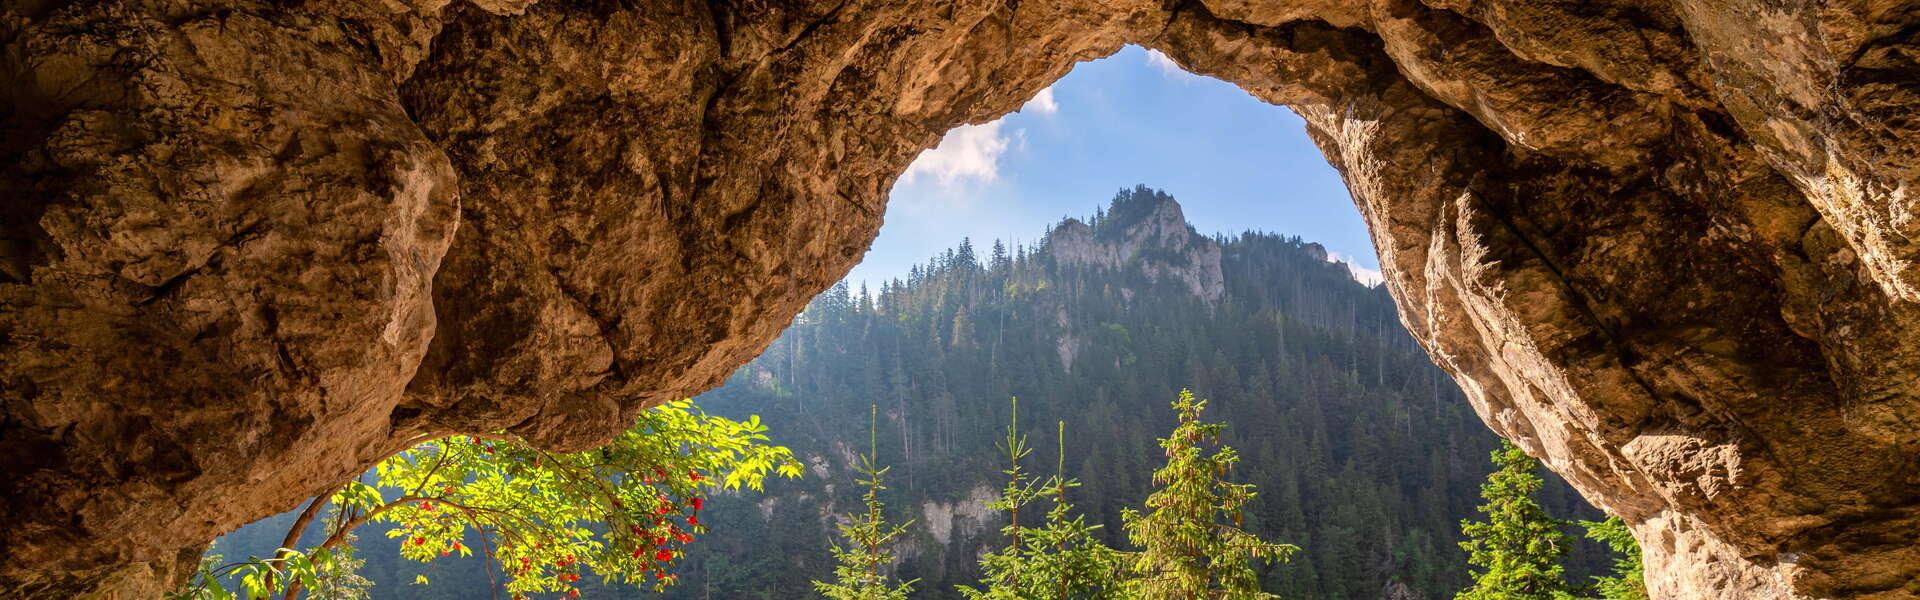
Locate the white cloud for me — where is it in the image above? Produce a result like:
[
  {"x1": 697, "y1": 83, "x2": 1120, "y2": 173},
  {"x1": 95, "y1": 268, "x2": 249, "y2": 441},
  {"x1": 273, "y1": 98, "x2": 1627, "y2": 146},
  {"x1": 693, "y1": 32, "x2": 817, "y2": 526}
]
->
[
  {"x1": 1143, "y1": 49, "x2": 1198, "y2": 82},
  {"x1": 1022, "y1": 86, "x2": 1058, "y2": 115},
  {"x1": 1328, "y1": 250, "x2": 1386, "y2": 287},
  {"x1": 900, "y1": 121, "x2": 1013, "y2": 189}
]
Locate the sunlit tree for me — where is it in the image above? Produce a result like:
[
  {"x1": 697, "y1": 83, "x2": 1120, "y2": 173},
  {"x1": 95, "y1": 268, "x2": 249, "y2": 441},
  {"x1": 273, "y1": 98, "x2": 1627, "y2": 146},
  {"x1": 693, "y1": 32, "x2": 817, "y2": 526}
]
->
[
  {"x1": 814, "y1": 406, "x2": 918, "y2": 600},
  {"x1": 173, "y1": 400, "x2": 800, "y2": 600},
  {"x1": 1123, "y1": 390, "x2": 1297, "y2": 599},
  {"x1": 1580, "y1": 516, "x2": 1647, "y2": 600},
  {"x1": 960, "y1": 400, "x2": 1126, "y2": 600},
  {"x1": 1457, "y1": 440, "x2": 1572, "y2": 600}
]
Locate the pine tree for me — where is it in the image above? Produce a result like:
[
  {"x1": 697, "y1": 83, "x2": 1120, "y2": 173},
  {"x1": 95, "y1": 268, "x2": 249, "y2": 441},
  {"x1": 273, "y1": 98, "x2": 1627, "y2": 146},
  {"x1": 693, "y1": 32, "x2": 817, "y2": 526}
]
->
[
  {"x1": 1123, "y1": 390, "x2": 1297, "y2": 599},
  {"x1": 1580, "y1": 517, "x2": 1647, "y2": 600},
  {"x1": 956, "y1": 237, "x2": 980, "y2": 271},
  {"x1": 1457, "y1": 441, "x2": 1572, "y2": 600},
  {"x1": 961, "y1": 400, "x2": 1127, "y2": 600},
  {"x1": 814, "y1": 406, "x2": 917, "y2": 600}
]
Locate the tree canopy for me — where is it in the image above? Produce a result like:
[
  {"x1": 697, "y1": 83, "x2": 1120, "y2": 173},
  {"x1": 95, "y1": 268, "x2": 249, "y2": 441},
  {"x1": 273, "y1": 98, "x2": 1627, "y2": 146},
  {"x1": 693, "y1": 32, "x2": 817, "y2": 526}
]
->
[{"x1": 176, "y1": 400, "x2": 800, "y2": 600}]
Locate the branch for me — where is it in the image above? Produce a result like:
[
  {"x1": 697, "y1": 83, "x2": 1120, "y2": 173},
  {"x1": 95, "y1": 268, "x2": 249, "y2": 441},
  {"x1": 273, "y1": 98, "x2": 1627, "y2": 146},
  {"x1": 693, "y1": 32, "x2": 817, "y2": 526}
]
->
[{"x1": 267, "y1": 483, "x2": 340, "y2": 596}]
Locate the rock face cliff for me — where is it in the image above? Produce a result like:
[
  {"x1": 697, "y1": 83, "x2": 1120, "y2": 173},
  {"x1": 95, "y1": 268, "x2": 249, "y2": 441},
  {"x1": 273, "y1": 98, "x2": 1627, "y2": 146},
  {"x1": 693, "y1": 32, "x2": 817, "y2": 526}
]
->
[
  {"x1": 1, "y1": 0, "x2": 1915, "y2": 598},
  {"x1": 1046, "y1": 187, "x2": 1228, "y2": 304}
]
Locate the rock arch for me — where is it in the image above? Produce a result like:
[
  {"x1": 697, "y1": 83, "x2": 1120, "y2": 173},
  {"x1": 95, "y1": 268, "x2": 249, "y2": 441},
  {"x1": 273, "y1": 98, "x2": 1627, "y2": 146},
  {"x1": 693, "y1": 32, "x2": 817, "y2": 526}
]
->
[{"x1": 2, "y1": 0, "x2": 1915, "y2": 597}]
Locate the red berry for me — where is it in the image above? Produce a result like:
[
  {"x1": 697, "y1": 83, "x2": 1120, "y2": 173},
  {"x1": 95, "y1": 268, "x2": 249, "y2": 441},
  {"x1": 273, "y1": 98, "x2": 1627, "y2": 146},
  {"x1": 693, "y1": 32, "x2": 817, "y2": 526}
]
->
[
  {"x1": 654, "y1": 548, "x2": 672, "y2": 562},
  {"x1": 568, "y1": 590, "x2": 580, "y2": 598},
  {"x1": 675, "y1": 532, "x2": 692, "y2": 543},
  {"x1": 686, "y1": 515, "x2": 698, "y2": 526},
  {"x1": 690, "y1": 497, "x2": 703, "y2": 511},
  {"x1": 687, "y1": 471, "x2": 702, "y2": 482}
]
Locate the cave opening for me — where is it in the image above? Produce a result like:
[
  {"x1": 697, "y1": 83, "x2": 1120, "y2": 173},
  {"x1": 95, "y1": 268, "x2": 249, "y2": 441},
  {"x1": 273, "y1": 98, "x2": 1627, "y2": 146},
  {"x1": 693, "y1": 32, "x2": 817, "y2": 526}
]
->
[
  {"x1": 205, "y1": 45, "x2": 1619, "y2": 600},
  {"x1": 5, "y1": 1, "x2": 1915, "y2": 598}
]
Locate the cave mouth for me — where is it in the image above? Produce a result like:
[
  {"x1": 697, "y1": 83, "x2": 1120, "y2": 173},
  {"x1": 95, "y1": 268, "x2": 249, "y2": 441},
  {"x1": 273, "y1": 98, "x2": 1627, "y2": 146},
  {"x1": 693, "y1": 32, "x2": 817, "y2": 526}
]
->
[
  {"x1": 4, "y1": 1, "x2": 1916, "y2": 598},
  {"x1": 209, "y1": 45, "x2": 1608, "y2": 597}
]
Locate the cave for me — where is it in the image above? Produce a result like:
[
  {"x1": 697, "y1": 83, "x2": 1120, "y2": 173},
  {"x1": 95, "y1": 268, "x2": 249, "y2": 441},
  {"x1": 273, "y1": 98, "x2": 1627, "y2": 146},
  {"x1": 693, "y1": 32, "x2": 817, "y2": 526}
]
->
[{"x1": 2, "y1": 0, "x2": 1917, "y2": 598}]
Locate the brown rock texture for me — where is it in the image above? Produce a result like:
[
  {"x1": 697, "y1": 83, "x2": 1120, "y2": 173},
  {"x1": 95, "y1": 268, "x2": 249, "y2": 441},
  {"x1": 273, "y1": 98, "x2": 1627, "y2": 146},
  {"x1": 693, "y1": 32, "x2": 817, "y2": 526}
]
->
[{"x1": 1, "y1": 0, "x2": 1915, "y2": 597}]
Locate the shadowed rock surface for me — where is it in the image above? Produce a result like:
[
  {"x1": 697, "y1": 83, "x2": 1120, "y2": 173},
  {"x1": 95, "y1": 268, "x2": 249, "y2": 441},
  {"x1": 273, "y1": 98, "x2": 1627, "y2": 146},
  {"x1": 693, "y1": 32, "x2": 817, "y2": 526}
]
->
[{"x1": 1, "y1": 0, "x2": 1915, "y2": 597}]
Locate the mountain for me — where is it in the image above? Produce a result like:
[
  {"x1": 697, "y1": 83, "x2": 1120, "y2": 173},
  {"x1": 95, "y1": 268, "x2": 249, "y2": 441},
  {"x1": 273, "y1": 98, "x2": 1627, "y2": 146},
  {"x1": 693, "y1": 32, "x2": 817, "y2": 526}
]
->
[
  {"x1": 667, "y1": 186, "x2": 1610, "y2": 599},
  {"x1": 211, "y1": 186, "x2": 1609, "y2": 599}
]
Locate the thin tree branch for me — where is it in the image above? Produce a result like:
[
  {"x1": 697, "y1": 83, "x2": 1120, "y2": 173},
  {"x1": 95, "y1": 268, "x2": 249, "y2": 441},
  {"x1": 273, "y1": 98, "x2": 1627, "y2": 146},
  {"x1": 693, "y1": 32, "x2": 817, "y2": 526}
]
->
[{"x1": 267, "y1": 483, "x2": 341, "y2": 597}]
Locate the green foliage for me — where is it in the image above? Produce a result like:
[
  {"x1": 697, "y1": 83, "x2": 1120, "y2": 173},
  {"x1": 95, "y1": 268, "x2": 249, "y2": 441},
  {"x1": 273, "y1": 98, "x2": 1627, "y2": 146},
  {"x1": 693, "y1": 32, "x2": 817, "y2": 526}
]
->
[
  {"x1": 1579, "y1": 517, "x2": 1646, "y2": 600},
  {"x1": 1122, "y1": 390, "x2": 1298, "y2": 599},
  {"x1": 645, "y1": 187, "x2": 1612, "y2": 599},
  {"x1": 175, "y1": 400, "x2": 799, "y2": 600},
  {"x1": 960, "y1": 402, "x2": 1127, "y2": 600},
  {"x1": 814, "y1": 406, "x2": 919, "y2": 600},
  {"x1": 306, "y1": 530, "x2": 373, "y2": 599},
  {"x1": 1457, "y1": 441, "x2": 1572, "y2": 600},
  {"x1": 179, "y1": 547, "x2": 328, "y2": 600}
]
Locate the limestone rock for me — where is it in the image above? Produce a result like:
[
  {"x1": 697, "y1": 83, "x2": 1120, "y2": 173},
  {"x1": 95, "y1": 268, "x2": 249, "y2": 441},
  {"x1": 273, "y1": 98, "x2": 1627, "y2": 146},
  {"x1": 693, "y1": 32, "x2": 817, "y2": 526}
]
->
[
  {"x1": 1046, "y1": 190, "x2": 1228, "y2": 304},
  {"x1": 1, "y1": 0, "x2": 1916, "y2": 597}
]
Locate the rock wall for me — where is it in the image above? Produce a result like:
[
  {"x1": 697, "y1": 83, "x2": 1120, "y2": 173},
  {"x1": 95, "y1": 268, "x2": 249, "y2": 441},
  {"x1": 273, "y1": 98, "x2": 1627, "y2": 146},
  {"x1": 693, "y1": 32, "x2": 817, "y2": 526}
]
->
[{"x1": 1, "y1": 0, "x2": 1915, "y2": 597}]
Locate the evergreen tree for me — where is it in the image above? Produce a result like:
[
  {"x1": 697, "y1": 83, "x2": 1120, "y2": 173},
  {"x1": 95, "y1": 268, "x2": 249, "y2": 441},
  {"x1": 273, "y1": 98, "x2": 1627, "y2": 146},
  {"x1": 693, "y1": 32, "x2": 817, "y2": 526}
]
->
[
  {"x1": 815, "y1": 406, "x2": 918, "y2": 600},
  {"x1": 1123, "y1": 390, "x2": 1297, "y2": 599},
  {"x1": 956, "y1": 238, "x2": 980, "y2": 271},
  {"x1": 1579, "y1": 517, "x2": 1646, "y2": 600},
  {"x1": 961, "y1": 401, "x2": 1126, "y2": 600},
  {"x1": 1457, "y1": 441, "x2": 1572, "y2": 600}
]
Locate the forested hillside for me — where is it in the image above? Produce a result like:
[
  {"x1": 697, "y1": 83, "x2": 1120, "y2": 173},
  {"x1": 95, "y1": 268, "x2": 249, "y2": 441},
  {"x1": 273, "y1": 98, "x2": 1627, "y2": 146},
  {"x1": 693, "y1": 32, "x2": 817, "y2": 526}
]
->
[
  {"x1": 667, "y1": 186, "x2": 1609, "y2": 599},
  {"x1": 212, "y1": 186, "x2": 1608, "y2": 598}
]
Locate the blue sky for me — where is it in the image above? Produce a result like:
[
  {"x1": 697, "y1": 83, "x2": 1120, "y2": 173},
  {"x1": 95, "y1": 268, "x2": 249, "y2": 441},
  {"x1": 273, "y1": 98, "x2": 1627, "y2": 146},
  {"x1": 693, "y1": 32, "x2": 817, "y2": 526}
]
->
[{"x1": 849, "y1": 45, "x2": 1381, "y2": 287}]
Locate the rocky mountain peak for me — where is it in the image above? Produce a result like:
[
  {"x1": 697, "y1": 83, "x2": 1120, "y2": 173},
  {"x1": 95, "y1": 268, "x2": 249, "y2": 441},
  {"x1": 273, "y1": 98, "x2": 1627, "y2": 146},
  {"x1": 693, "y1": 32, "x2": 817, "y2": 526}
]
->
[{"x1": 1045, "y1": 187, "x2": 1226, "y2": 304}]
